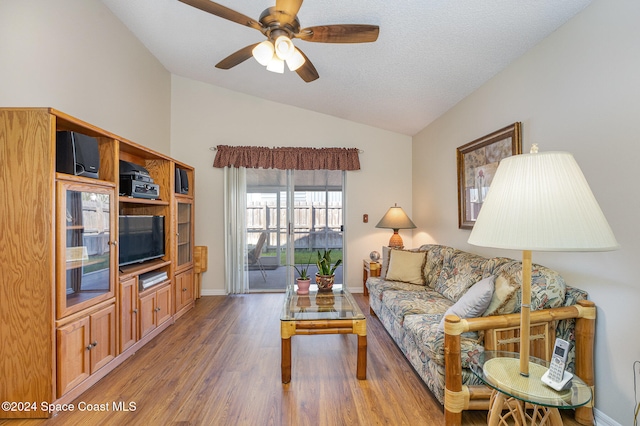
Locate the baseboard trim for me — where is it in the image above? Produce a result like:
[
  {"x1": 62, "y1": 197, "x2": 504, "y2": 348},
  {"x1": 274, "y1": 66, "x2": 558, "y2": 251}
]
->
[
  {"x1": 200, "y1": 289, "x2": 227, "y2": 296},
  {"x1": 594, "y1": 407, "x2": 622, "y2": 426},
  {"x1": 200, "y1": 287, "x2": 364, "y2": 296}
]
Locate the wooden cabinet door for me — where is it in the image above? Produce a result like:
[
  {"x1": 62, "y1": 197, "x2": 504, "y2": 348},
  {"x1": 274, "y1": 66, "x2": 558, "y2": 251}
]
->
[
  {"x1": 156, "y1": 284, "x2": 172, "y2": 326},
  {"x1": 175, "y1": 197, "x2": 194, "y2": 272},
  {"x1": 57, "y1": 317, "x2": 90, "y2": 397},
  {"x1": 138, "y1": 290, "x2": 157, "y2": 339},
  {"x1": 175, "y1": 269, "x2": 194, "y2": 313},
  {"x1": 119, "y1": 278, "x2": 138, "y2": 352},
  {"x1": 55, "y1": 181, "x2": 116, "y2": 319},
  {"x1": 89, "y1": 304, "x2": 116, "y2": 373}
]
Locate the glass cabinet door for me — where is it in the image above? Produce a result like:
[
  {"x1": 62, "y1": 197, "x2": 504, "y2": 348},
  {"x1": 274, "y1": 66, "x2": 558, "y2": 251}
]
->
[
  {"x1": 176, "y1": 200, "x2": 193, "y2": 269},
  {"x1": 57, "y1": 181, "x2": 115, "y2": 319}
]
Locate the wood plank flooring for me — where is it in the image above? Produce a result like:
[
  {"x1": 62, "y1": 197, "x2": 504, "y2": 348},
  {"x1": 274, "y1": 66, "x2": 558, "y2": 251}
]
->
[{"x1": 0, "y1": 294, "x2": 583, "y2": 425}]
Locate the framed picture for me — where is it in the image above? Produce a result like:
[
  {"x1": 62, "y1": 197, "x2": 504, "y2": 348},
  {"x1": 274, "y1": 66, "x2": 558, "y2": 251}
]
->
[{"x1": 457, "y1": 123, "x2": 522, "y2": 229}]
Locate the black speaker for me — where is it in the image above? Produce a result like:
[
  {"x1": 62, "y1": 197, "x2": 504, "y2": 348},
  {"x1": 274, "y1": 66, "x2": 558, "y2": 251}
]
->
[
  {"x1": 56, "y1": 131, "x2": 100, "y2": 179},
  {"x1": 175, "y1": 168, "x2": 189, "y2": 194}
]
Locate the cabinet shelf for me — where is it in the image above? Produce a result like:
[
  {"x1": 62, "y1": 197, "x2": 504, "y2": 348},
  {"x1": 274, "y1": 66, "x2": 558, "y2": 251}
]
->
[
  {"x1": 119, "y1": 196, "x2": 169, "y2": 206},
  {"x1": 56, "y1": 172, "x2": 116, "y2": 188},
  {"x1": 118, "y1": 259, "x2": 171, "y2": 280},
  {"x1": 65, "y1": 258, "x2": 105, "y2": 271}
]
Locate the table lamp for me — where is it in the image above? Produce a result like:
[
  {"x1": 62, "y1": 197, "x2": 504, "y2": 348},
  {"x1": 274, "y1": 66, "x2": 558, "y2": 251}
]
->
[
  {"x1": 468, "y1": 145, "x2": 618, "y2": 376},
  {"x1": 376, "y1": 204, "x2": 416, "y2": 249}
]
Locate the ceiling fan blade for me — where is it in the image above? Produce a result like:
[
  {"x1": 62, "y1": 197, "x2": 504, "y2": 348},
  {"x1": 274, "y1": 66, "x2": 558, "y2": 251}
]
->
[
  {"x1": 275, "y1": 0, "x2": 303, "y2": 20},
  {"x1": 297, "y1": 24, "x2": 379, "y2": 43},
  {"x1": 294, "y1": 49, "x2": 319, "y2": 83},
  {"x1": 179, "y1": 0, "x2": 262, "y2": 31},
  {"x1": 215, "y1": 43, "x2": 259, "y2": 69}
]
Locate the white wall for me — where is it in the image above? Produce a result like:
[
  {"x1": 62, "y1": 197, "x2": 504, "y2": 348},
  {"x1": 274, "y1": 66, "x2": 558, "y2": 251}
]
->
[
  {"x1": 412, "y1": 0, "x2": 639, "y2": 424},
  {"x1": 0, "y1": 0, "x2": 171, "y2": 153},
  {"x1": 170, "y1": 75, "x2": 413, "y2": 295}
]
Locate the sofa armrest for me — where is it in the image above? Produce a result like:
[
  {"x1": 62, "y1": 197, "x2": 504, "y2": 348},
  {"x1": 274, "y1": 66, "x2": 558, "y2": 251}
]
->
[{"x1": 443, "y1": 300, "x2": 596, "y2": 426}]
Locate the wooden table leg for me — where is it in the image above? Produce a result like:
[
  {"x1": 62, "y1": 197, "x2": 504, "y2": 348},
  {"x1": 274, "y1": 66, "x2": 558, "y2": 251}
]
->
[
  {"x1": 357, "y1": 334, "x2": 367, "y2": 379},
  {"x1": 548, "y1": 408, "x2": 563, "y2": 426},
  {"x1": 353, "y1": 319, "x2": 367, "y2": 380},
  {"x1": 281, "y1": 337, "x2": 291, "y2": 384},
  {"x1": 488, "y1": 391, "x2": 506, "y2": 426}
]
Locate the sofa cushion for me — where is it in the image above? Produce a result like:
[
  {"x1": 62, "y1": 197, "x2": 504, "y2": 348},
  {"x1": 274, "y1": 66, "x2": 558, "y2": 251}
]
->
[
  {"x1": 367, "y1": 278, "x2": 426, "y2": 303},
  {"x1": 381, "y1": 289, "x2": 454, "y2": 324},
  {"x1": 438, "y1": 275, "x2": 495, "y2": 331},
  {"x1": 434, "y1": 249, "x2": 488, "y2": 302},
  {"x1": 403, "y1": 314, "x2": 483, "y2": 368},
  {"x1": 422, "y1": 245, "x2": 450, "y2": 288},
  {"x1": 483, "y1": 258, "x2": 567, "y2": 316},
  {"x1": 385, "y1": 249, "x2": 427, "y2": 285}
]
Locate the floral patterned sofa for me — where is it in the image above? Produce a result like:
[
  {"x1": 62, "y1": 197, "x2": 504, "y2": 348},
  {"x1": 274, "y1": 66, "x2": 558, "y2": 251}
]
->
[{"x1": 366, "y1": 244, "x2": 596, "y2": 425}]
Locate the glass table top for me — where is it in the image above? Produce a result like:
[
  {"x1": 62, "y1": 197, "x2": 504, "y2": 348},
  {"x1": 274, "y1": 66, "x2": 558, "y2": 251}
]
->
[
  {"x1": 469, "y1": 351, "x2": 592, "y2": 409},
  {"x1": 281, "y1": 284, "x2": 365, "y2": 321}
]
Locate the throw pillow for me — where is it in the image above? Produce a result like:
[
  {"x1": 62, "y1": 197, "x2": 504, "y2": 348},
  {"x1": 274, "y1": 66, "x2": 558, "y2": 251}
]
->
[
  {"x1": 385, "y1": 249, "x2": 427, "y2": 285},
  {"x1": 483, "y1": 274, "x2": 519, "y2": 316},
  {"x1": 439, "y1": 275, "x2": 495, "y2": 331}
]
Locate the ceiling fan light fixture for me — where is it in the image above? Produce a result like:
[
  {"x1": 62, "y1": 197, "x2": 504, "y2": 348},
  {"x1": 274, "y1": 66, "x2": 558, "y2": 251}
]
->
[
  {"x1": 286, "y1": 48, "x2": 305, "y2": 71},
  {"x1": 274, "y1": 35, "x2": 294, "y2": 60},
  {"x1": 252, "y1": 40, "x2": 274, "y2": 66},
  {"x1": 266, "y1": 56, "x2": 285, "y2": 73}
]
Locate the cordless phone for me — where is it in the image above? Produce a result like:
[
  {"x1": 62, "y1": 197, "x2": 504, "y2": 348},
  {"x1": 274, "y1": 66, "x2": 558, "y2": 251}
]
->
[{"x1": 541, "y1": 338, "x2": 573, "y2": 391}]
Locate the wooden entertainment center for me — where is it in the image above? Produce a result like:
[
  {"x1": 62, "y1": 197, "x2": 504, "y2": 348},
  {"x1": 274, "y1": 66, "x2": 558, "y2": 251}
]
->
[{"x1": 0, "y1": 108, "x2": 196, "y2": 419}]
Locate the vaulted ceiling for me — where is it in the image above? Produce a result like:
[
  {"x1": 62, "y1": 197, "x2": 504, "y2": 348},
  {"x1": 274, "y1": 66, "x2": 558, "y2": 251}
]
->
[{"x1": 101, "y1": 0, "x2": 592, "y2": 136}]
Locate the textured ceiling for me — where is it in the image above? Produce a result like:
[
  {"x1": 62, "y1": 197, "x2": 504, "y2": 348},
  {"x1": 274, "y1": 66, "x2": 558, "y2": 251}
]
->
[{"x1": 100, "y1": 0, "x2": 592, "y2": 136}]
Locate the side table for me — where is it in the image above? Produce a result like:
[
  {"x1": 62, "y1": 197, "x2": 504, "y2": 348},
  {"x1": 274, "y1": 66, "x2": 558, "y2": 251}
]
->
[
  {"x1": 470, "y1": 351, "x2": 592, "y2": 426},
  {"x1": 362, "y1": 259, "x2": 381, "y2": 296}
]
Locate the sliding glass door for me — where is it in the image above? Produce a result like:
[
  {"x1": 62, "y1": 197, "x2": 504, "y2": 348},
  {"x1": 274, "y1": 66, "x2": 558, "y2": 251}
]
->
[{"x1": 246, "y1": 169, "x2": 344, "y2": 292}]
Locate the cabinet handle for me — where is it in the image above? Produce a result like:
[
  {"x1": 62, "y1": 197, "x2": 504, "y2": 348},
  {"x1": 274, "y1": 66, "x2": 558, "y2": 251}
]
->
[
  {"x1": 133, "y1": 309, "x2": 138, "y2": 314},
  {"x1": 182, "y1": 288, "x2": 187, "y2": 292},
  {"x1": 86, "y1": 345, "x2": 93, "y2": 351},
  {"x1": 92, "y1": 341, "x2": 98, "y2": 347}
]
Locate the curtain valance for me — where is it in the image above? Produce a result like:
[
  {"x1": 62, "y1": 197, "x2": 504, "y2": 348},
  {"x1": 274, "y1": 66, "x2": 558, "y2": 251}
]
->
[{"x1": 213, "y1": 145, "x2": 360, "y2": 171}]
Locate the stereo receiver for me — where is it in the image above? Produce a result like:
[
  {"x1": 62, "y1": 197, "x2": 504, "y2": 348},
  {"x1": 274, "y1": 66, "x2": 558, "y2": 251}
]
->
[{"x1": 120, "y1": 179, "x2": 160, "y2": 200}]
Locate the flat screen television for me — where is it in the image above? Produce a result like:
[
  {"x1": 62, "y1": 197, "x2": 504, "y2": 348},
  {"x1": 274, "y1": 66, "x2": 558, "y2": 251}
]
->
[{"x1": 118, "y1": 215, "x2": 165, "y2": 266}]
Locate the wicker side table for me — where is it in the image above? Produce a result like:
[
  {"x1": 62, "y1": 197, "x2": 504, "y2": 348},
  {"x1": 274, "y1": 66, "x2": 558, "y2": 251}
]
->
[
  {"x1": 469, "y1": 351, "x2": 592, "y2": 426},
  {"x1": 362, "y1": 259, "x2": 381, "y2": 296}
]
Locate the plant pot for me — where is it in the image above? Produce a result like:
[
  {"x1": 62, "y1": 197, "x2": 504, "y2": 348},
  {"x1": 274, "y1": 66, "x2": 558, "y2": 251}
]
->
[
  {"x1": 315, "y1": 274, "x2": 334, "y2": 292},
  {"x1": 296, "y1": 296, "x2": 311, "y2": 309},
  {"x1": 296, "y1": 278, "x2": 311, "y2": 295},
  {"x1": 316, "y1": 293, "x2": 335, "y2": 307}
]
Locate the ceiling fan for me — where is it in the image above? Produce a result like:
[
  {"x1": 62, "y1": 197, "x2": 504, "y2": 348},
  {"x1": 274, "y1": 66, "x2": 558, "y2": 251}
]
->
[{"x1": 178, "y1": 0, "x2": 380, "y2": 82}]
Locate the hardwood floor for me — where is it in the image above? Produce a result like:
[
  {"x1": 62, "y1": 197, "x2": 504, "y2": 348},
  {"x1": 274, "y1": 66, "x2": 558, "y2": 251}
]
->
[{"x1": 1, "y1": 294, "x2": 584, "y2": 425}]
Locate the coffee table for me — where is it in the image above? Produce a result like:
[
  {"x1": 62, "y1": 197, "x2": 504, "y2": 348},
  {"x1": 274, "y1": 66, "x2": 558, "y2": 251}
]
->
[{"x1": 280, "y1": 284, "x2": 367, "y2": 383}]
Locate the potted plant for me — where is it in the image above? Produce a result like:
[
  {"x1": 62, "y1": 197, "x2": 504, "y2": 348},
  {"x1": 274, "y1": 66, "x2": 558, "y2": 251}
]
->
[
  {"x1": 315, "y1": 249, "x2": 342, "y2": 292},
  {"x1": 290, "y1": 254, "x2": 313, "y2": 295}
]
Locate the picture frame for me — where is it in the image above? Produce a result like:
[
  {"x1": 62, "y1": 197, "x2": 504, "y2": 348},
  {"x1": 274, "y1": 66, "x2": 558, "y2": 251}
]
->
[{"x1": 456, "y1": 122, "x2": 522, "y2": 229}]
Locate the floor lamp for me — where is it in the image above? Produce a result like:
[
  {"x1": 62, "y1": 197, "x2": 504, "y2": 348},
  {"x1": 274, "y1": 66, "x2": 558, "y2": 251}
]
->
[{"x1": 468, "y1": 146, "x2": 618, "y2": 376}]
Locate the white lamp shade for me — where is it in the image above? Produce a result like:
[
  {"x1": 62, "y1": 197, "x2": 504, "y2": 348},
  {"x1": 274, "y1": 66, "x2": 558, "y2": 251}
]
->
[
  {"x1": 375, "y1": 205, "x2": 417, "y2": 230},
  {"x1": 266, "y1": 57, "x2": 285, "y2": 73},
  {"x1": 274, "y1": 35, "x2": 294, "y2": 60},
  {"x1": 468, "y1": 151, "x2": 618, "y2": 252},
  {"x1": 286, "y1": 48, "x2": 306, "y2": 71},
  {"x1": 252, "y1": 41, "x2": 274, "y2": 66}
]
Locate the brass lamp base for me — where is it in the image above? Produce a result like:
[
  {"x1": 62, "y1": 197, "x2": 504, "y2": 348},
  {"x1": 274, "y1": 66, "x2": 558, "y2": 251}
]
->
[{"x1": 388, "y1": 230, "x2": 404, "y2": 249}]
